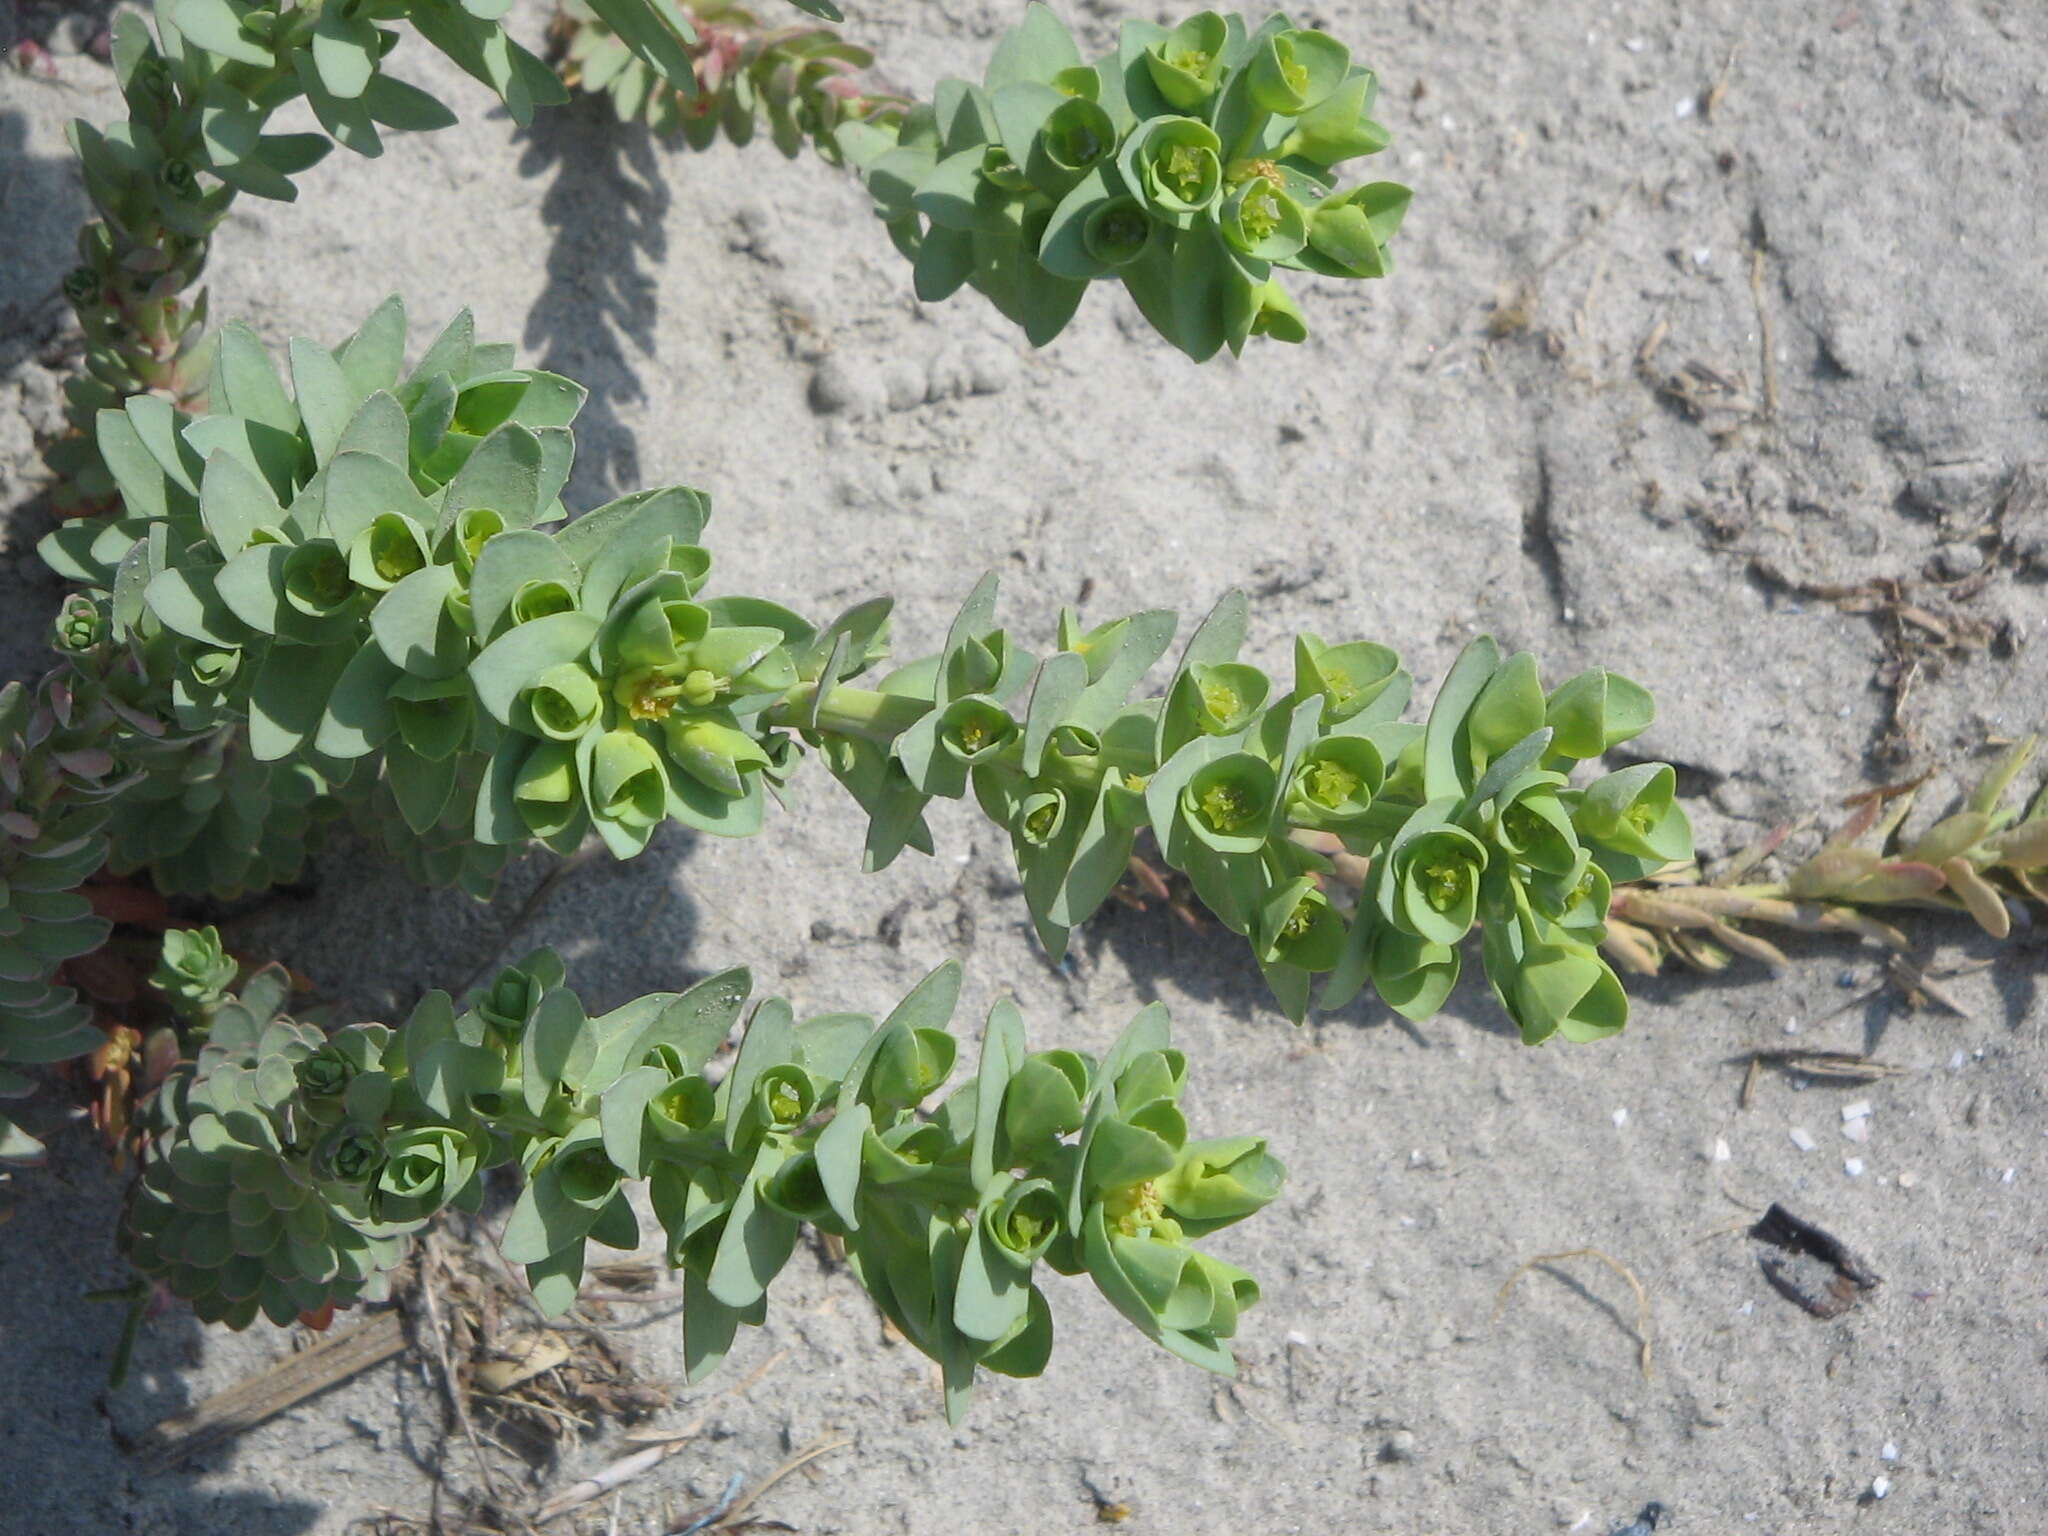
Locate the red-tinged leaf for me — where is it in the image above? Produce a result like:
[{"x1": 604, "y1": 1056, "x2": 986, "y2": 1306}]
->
[
  {"x1": 54, "y1": 749, "x2": 117, "y2": 780},
  {"x1": 1837, "y1": 860, "x2": 1948, "y2": 905},
  {"x1": 63, "y1": 947, "x2": 142, "y2": 1003},
  {"x1": 141, "y1": 1026, "x2": 182, "y2": 1089},
  {"x1": 1991, "y1": 819, "x2": 2048, "y2": 870},
  {"x1": 298, "y1": 1302, "x2": 336, "y2": 1331},
  {"x1": 1942, "y1": 856, "x2": 2011, "y2": 938},
  {"x1": 83, "y1": 880, "x2": 172, "y2": 929},
  {"x1": 1785, "y1": 845, "x2": 1879, "y2": 899},
  {"x1": 1, "y1": 811, "x2": 40, "y2": 839}
]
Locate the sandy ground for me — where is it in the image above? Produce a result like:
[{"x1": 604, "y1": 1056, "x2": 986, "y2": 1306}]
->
[{"x1": 3, "y1": 0, "x2": 2047, "y2": 1531}]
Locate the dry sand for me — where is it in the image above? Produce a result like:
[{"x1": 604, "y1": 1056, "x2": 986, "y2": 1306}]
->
[{"x1": 2, "y1": 0, "x2": 2046, "y2": 1531}]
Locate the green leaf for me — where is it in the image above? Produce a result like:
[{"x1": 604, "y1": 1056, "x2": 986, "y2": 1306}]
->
[
  {"x1": 470, "y1": 610, "x2": 602, "y2": 726},
  {"x1": 582, "y1": 0, "x2": 696, "y2": 93},
  {"x1": 144, "y1": 565, "x2": 247, "y2": 646},
  {"x1": 470, "y1": 529, "x2": 579, "y2": 640},
  {"x1": 289, "y1": 339, "x2": 355, "y2": 465},
  {"x1": 521, "y1": 988, "x2": 596, "y2": 1112},
  {"x1": 439, "y1": 423, "x2": 544, "y2": 536},
  {"x1": 311, "y1": 7, "x2": 379, "y2": 99},
  {"x1": 367, "y1": 563, "x2": 464, "y2": 678},
  {"x1": 985, "y1": 3, "x2": 1081, "y2": 91},
  {"x1": 334, "y1": 390, "x2": 412, "y2": 466},
  {"x1": 197, "y1": 450, "x2": 281, "y2": 558},
  {"x1": 360, "y1": 71, "x2": 461, "y2": 132},
  {"x1": 247, "y1": 639, "x2": 353, "y2": 760},
  {"x1": 97, "y1": 409, "x2": 171, "y2": 522},
  {"x1": 814, "y1": 1098, "x2": 871, "y2": 1232},
  {"x1": 721, "y1": 997, "x2": 796, "y2": 1152},
  {"x1": 526, "y1": 1241, "x2": 586, "y2": 1317},
  {"x1": 211, "y1": 323, "x2": 301, "y2": 436},
  {"x1": 1422, "y1": 635, "x2": 1501, "y2": 802},
  {"x1": 198, "y1": 81, "x2": 261, "y2": 168},
  {"x1": 335, "y1": 296, "x2": 409, "y2": 398},
  {"x1": 597, "y1": 1064, "x2": 667, "y2": 1177},
  {"x1": 680, "y1": 1266, "x2": 749, "y2": 1384},
  {"x1": 170, "y1": 0, "x2": 272, "y2": 66},
  {"x1": 214, "y1": 542, "x2": 289, "y2": 633},
  {"x1": 313, "y1": 639, "x2": 401, "y2": 758},
  {"x1": 706, "y1": 1139, "x2": 799, "y2": 1308},
  {"x1": 181, "y1": 414, "x2": 304, "y2": 503}
]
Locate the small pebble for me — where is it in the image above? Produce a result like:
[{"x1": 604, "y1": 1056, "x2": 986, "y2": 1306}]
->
[
  {"x1": 1783, "y1": 1016, "x2": 1801, "y2": 1035},
  {"x1": 1613, "y1": 1108, "x2": 1629, "y2": 1129},
  {"x1": 1837, "y1": 969, "x2": 1860, "y2": 987},
  {"x1": 1624, "y1": 36, "x2": 1646, "y2": 52},
  {"x1": 1711, "y1": 1136, "x2": 1732, "y2": 1163},
  {"x1": 1675, "y1": 96, "x2": 1697, "y2": 119},
  {"x1": 1881, "y1": 1442, "x2": 1900, "y2": 1462},
  {"x1": 1844, "y1": 1157, "x2": 1865, "y2": 1178},
  {"x1": 2001, "y1": 1167, "x2": 2017, "y2": 1185},
  {"x1": 1380, "y1": 1429, "x2": 1417, "y2": 1462},
  {"x1": 1950, "y1": 1050, "x2": 1967, "y2": 1070},
  {"x1": 1789, "y1": 1126, "x2": 1817, "y2": 1152},
  {"x1": 1738, "y1": 1300, "x2": 1754, "y2": 1315},
  {"x1": 1842, "y1": 1100, "x2": 1873, "y2": 1122},
  {"x1": 1871, "y1": 1476, "x2": 1891, "y2": 1500},
  {"x1": 1843, "y1": 1118, "x2": 1871, "y2": 1144},
  {"x1": 1898, "y1": 1170, "x2": 1920, "y2": 1190},
  {"x1": 807, "y1": 355, "x2": 882, "y2": 417},
  {"x1": 1285, "y1": 1329, "x2": 1311, "y2": 1346}
]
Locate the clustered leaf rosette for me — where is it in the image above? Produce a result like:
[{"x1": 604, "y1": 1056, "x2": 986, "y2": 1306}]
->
[
  {"x1": 150, "y1": 924, "x2": 240, "y2": 1023},
  {"x1": 123, "y1": 946, "x2": 1281, "y2": 1422},
  {"x1": 776, "y1": 581, "x2": 1689, "y2": 1037},
  {"x1": 121, "y1": 956, "x2": 421, "y2": 1326},
  {"x1": 838, "y1": 5, "x2": 1407, "y2": 357},
  {"x1": 554, "y1": 0, "x2": 909, "y2": 158}
]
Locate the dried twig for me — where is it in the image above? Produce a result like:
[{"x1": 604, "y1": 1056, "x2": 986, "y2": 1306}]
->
[
  {"x1": 1494, "y1": 1247, "x2": 1653, "y2": 1379},
  {"x1": 713, "y1": 1434, "x2": 852, "y2": 1531},
  {"x1": 137, "y1": 1310, "x2": 407, "y2": 1469},
  {"x1": 419, "y1": 1232, "x2": 507, "y2": 1505},
  {"x1": 530, "y1": 1350, "x2": 791, "y2": 1524}
]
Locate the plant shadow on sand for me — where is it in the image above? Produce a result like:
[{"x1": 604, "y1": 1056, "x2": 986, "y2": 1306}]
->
[
  {"x1": 0, "y1": 1134, "x2": 322, "y2": 1535},
  {"x1": 1067, "y1": 852, "x2": 2046, "y2": 1054},
  {"x1": 513, "y1": 95, "x2": 671, "y2": 511}
]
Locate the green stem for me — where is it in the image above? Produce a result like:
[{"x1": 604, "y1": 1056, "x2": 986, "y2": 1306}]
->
[
  {"x1": 768, "y1": 682, "x2": 934, "y2": 745},
  {"x1": 1226, "y1": 107, "x2": 1273, "y2": 168}
]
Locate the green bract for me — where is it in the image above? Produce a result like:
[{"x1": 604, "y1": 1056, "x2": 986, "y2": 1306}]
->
[
  {"x1": 123, "y1": 949, "x2": 1282, "y2": 1422},
  {"x1": 840, "y1": 5, "x2": 1407, "y2": 357}
]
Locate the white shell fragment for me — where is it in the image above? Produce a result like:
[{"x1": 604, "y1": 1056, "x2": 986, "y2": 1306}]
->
[
  {"x1": 1844, "y1": 1158, "x2": 1865, "y2": 1178},
  {"x1": 1789, "y1": 1126, "x2": 1818, "y2": 1152},
  {"x1": 1842, "y1": 1100, "x2": 1873, "y2": 1122}
]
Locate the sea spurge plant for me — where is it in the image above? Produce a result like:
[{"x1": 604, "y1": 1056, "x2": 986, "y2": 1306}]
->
[
  {"x1": 122, "y1": 947, "x2": 1282, "y2": 1420},
  {"x1": 553, "y1": 0, "x2": 910, "y2": 156},
  {"x1": 838, "y1": 4, "x2": 1406, "y2": 357},
  {"x1": 37, "y1": 300, "x2": 1688, "y2": 1041},
  {"x1": 776, "y1": 586, "x2": 1689, "y2": 1035}
]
